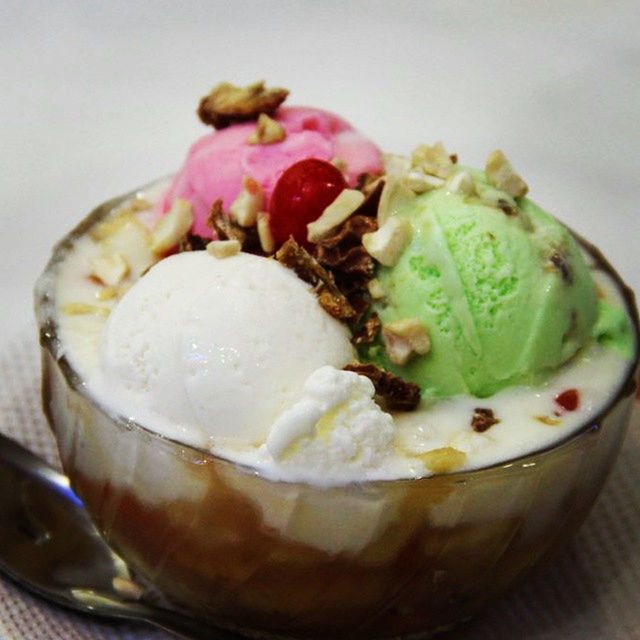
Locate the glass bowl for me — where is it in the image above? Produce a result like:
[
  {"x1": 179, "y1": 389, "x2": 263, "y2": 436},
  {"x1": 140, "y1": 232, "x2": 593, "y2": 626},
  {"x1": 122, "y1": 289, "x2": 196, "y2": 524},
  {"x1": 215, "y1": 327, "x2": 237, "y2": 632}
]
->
[{"x1": 35, "y1": 185, "x2": 640, "y2": 640}]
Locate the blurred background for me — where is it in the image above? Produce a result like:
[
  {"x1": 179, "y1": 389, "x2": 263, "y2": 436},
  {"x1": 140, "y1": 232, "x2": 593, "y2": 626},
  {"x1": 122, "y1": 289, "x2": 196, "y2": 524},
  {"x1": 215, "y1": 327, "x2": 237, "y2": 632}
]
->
[{"x1": 1, "y1": 0, "x2": 639, "y2": 349}]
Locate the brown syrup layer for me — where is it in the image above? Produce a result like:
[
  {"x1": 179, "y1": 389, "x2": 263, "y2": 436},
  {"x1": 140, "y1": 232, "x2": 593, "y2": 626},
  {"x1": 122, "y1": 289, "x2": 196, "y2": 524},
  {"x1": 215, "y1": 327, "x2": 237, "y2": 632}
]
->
[{"x1": 69, "y1": 458, "x2": 600, "y2": 640}]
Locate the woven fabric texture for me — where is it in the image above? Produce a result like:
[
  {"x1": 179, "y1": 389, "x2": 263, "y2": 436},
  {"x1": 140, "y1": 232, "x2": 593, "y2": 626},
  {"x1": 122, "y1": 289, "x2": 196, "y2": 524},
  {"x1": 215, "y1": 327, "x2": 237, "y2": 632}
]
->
[{"x1": 1, "y1": 332, "x2": 638, "y2": 640}]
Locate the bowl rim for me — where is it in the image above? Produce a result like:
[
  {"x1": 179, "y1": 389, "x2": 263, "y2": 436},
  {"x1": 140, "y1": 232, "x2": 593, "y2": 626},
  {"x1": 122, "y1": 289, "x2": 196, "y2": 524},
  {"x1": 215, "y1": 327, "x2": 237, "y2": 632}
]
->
[{"x1": 34, "y1": 179, "x2": 640, "y2": 487}]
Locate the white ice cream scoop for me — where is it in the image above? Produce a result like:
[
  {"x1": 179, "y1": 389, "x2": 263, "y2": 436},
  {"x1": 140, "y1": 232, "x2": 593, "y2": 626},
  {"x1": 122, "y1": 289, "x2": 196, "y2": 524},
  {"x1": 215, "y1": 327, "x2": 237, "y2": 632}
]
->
[{"x1": 91, "y1": 251, "x2": 355, "y2": 449}]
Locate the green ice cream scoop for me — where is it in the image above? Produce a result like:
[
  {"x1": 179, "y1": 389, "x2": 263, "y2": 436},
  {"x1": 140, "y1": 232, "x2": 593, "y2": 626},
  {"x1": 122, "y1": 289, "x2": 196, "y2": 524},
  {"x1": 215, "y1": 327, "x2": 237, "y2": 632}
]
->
[{"x1": 366, "y1": 172, "x2": 598, "y2": 398}]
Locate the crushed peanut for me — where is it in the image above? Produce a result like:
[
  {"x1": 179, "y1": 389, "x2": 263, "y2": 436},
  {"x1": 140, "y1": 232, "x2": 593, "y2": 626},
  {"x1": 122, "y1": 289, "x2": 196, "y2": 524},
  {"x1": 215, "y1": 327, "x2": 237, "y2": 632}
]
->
[
  {"x1": 198, "y1": 80, "x2": 289, "y2": 129},
  {"x1": 307, "y1": 189, "x2": 365, "y2": 243},
  {"x1": 383, "y1": 153, "x2": 412, "y2": 177},
  {"x1": 446, "y1": 170, "x2": 476, "y2": 196},
  {"x1": 230, "y1": 177, "x2": 264, "y2": 227},
  {"x1": 405, "y1": 170, "x2": 444, "y2": 194},
  {"x1": 411, "y1": 142, "x2": 454, "y2": 179},
  {"x1": 485, "y1": 150, "x2": 528, "y2": 198},
  {"x1": 207, "y1": 239, "x2": 241, "y2": 258},
  {"x1": 257, "y1": 212, "x2": 275, "y2": 254},
  {"x1": 376, "y1": 176, "x2": 415, "y2": 224},
  {"x1": 419, "y1": 447, "x2": 466, "y2": 474},
  {"x1": 95, "y1": 286, "x2": 119, "y2": 301},
  {"x1": 90, "y1": 253, "x2": 129, "y2": 287},
  {"x1": 362, "y1": 216, "x2": 412, "y2": 267},
  {"x1": 95, "y1": 212, "x2": 156, "y2": 277},
  {"x1": 330, "y1": 157, "x2": 347, "y2": 172},
  {"x1": 150, "y1": 199, "x2": 194, "y2": 254},
  {"x1": 62, "y1": 303, "x2": 110, "y2": 317},
  {"x1": 367, "y1": 278, "x2": 386, "y2": 299},
  {"x1": 247, "y1": 113, "x2": 286, "y2": 145},
  {"x1": 382, "y1": 318, "x2": 431, "y2": 366}
]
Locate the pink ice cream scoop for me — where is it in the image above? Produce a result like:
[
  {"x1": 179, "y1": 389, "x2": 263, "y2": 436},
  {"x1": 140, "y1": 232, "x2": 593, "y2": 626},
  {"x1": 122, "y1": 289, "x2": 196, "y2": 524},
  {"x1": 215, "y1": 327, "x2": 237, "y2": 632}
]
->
[{"x1": 160, "y1": 106, "x2": 383, "y2": 237}]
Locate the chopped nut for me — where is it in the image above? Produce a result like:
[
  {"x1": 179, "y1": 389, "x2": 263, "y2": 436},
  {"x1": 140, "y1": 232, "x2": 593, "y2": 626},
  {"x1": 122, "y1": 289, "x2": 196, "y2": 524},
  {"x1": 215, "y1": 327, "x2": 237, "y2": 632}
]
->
[
  {"x1": 198, "y1": 80, "x2": 289, "y2": 129},
  {"x1": 362, "y1": 217, "x2": 412, "y2": 267},
  {"x1": 276, "y1": 237, "x2": 356, "y2": 320},
  {"x1": 367, "y1": 278, "x2": 385, "y2": 299},
  {"x1": 307, "y1": 189, "x2": 365, "y2": 243},
  {"x1": 90, "y1": 211, "x2": 134, "y2": 242},
  {"x1": 376, "y1": 177, "x2": 415, "y2": 225},
  {"x1": 247, "y1": 113, "x2": 286, "y2": 145},
  {"x1": 405, "y1": 170, "x2": 444, "y2": 194},
  {"x1": 207, "y1": 239, "x2": 241, "y2": 258},
  {"x1": 257, "y1": 212, "x2": 275, "y2": 254},
  {"x1": 471, "y1": 407, "x2": 500, "y2": 433},
  {"x1": 62, "y1": 303, "x2": 110, "y2": 317},
  {"x1": 343, "y1": 362, "x2": 421, "y2": 411},
  {"x1": 208, "y1": 199, "x2": 261, "y2": 253},
  {"x1": 485, "y1": 150, "x2": 528, "y2": 198},
  {"x1": 419, "y1": 447, "x2": 466, "y2": 474},
  {"x1": 382, "y1": 318, "x2": 430, "y2": 366},
  {"x1": 128, "y1": 194, "x2": 152, "y2": 212},
  {"x1": 90, "y1": 253, "x2": 129, "y2": 287},
  {"x1": 150, "y1": 199, "x2": 194, "y2": 254},
  {"x1": 330, "y1": 157, "x2": 347, "y2": 172},
  {"x1": 383, "y1": 153, "x2": 412, "y2": 177},
  {"x1": 446, "y1": 171, "x2": 476, "y2": 196},
  {"x1": 230, "y1": 177, "x2": 264, "y2": 227},
  {"x1": 112, "y1": 577, "x2": 144, "y2": 601},
  {"x1": 95, "y1": 286, "x2": 118, "y2": 301},
  {"x1": 95, "y1": 212, "x2": 157, "y2": 277},
  {"x1": 411, "y1": 143, "x2": 454, "y2": 179},
  {"x1": 352, "y1": 313, "x2": 381, "y2": 346},
  {"x1": 535, "y1": 415, "x2": 562, "y2": 426}
]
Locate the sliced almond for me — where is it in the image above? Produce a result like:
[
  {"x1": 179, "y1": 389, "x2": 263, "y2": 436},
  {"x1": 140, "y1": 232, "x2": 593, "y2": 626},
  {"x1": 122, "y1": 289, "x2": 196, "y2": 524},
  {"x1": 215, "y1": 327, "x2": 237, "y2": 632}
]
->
[
  {"x1": 419, "y1": 447, "x2": 466, "y2": 474},
  {"x1": 257, "y1": 212, "x2": 275, "y2": 254},
  {"x1": 62, "y1": 303, "x2": 110, "y2": 318},
  {"x1": 230, "y1": 176, "x2": 264, "y2": 227},
  {"x1": 90, "y1": 253, "x2": 129, "y2": 287},
  {"x1": 367, "y1": 278, "x2": 386, "y2": 300},
  {"x1": 382, "y1": 318, "x2": 430, "y2": 365},
  {"x1": 362, "y1": 216, "x2": 412, "y2": 267},
  {"x1": 485, "y1": 150, "x2": 528, "y2": 198},
  {"x1": 411, "y1": 142, "x2": 454, "y2": 179},
  {"x1": 446, "y1": 170, "x2": 476, "y2": 196},
  {"x1": 247, "y1": 113, "x2": 286, "y2": 145},
  {"x1": 307, "y1": 189, "x2": 365, "y2": 243},
  {"x1": 207, "y1": 239, "x2": 241, "y2": 258},
  {"x1": 150, "y1": 199, "x2": 193, "y2": 254}
]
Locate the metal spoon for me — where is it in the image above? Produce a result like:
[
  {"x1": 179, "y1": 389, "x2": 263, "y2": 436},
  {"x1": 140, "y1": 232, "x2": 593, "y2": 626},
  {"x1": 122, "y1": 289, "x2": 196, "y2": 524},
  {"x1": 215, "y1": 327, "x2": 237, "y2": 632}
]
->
[{"x1": 0, "y1": 432, "x2": 246, "y2": 640}]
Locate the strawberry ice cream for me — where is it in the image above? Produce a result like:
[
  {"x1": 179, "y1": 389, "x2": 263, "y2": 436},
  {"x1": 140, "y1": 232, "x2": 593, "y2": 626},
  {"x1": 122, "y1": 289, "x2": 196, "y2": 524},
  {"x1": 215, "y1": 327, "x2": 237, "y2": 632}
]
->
[{"x1": 160, "y1": 106, "x2": 383, "y2": 236}]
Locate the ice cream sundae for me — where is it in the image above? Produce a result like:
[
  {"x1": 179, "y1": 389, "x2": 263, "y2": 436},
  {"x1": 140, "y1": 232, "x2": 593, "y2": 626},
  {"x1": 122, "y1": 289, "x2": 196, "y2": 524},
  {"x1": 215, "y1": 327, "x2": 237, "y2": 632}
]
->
[{"x1": 36, "y1": 80, "x2": 639, "y2": 639}]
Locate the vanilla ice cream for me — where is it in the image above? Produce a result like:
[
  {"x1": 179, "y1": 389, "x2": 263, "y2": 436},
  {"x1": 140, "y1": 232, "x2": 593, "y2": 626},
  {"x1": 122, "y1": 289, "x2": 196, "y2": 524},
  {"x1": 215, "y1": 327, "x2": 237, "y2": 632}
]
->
[{"x1": 88, "y1": 251, "x2": 355, "y2": 449}]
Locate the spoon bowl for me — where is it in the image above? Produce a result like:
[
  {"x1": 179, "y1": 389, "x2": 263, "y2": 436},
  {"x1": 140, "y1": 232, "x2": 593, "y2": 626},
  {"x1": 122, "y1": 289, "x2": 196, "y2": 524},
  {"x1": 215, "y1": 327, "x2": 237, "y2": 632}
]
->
[{"x1": 0, "y1": 433, "x2": 244, "y2": 640}]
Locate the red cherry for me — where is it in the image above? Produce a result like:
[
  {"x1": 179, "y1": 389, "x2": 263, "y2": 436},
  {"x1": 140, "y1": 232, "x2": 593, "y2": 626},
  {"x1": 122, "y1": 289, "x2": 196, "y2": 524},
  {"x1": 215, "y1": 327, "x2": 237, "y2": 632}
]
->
[
  {"x1": 269, "y1": 159, "x2": 347, "y2": 247},
  {"x1": 555, "y1": 388, "x2": 580, "y2": 412}
]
